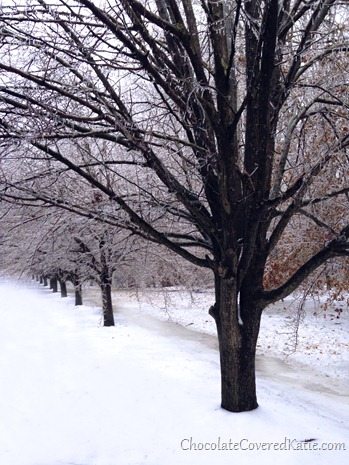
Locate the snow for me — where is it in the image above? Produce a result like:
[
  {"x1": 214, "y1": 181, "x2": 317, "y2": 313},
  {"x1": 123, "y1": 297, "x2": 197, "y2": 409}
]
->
[
  {"x1": 0, "y1": 279, "x2": 348, "y2": 465},
  {"x1": 110, "y1": 288, "x2": 349, "y2": 387}
]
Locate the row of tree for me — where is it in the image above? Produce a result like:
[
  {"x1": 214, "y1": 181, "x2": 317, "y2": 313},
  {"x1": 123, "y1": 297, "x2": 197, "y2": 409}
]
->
[
  {"x1": 0, "y1": 200, "x2": 209, "y2": 325},
  {"x1": 0, "y1": 0, "x2": 348, "y2": 412}
]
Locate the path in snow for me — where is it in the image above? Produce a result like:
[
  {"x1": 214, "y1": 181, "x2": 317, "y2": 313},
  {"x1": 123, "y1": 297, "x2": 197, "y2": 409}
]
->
[
  {"x1": 100, "y1": 287, "x2": 349, "y2": 385},
  {"x1": 0, "y1": 279, "x2": 348, "y2": 465},
  {"x1": 84, "y1": 287, "x2": 349, "y2": 402}
]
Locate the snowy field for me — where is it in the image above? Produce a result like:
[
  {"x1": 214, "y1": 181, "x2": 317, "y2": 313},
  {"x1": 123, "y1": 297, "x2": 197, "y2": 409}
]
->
[
  {"x1": 0, "y1": 279, "x2": 348, "y2": 465},
  {"x1": 109, "y1": 287, "x2": 349, "y2": 387}
]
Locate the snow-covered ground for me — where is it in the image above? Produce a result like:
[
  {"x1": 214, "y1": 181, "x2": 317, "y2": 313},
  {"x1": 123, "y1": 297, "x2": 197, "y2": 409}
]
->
[
  {"x1": 0, "y1": 279, "x2": 348, "y2": 465},
  {"x1": 106, "y1": 287, "x2": 349, "y2": 387}
]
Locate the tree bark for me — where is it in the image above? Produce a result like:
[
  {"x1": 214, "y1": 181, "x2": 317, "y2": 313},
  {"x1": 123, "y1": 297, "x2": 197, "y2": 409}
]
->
[
  {"x1": 43, "y1": 276, "x2": 48, "y2": 286},
  {"x1": 39, "y1": 275, "x2": 43, "y2": 284},
  {"x1": 99, "y1": 237, "x2": 115, "y2": 327},
  {"x1": 74, "y1": 282, "x2": 83, "y2": 306},
  {"x1": 59, "y1": 279, "x2": 67, "y2": 297},
  {"x1": 100, "y1": 279, "x2": 114, "y2": 327},
  {"x1": 210, "y1": 274, "x2": 262, "y2": 412},
  {"x1": 50, "y1": 277, "x2": 58, "y2": 293}
]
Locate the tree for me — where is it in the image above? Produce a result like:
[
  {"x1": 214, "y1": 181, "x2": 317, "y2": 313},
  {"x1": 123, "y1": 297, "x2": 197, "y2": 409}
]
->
[
  {"x1": 71, "y1": 220, "x2": 138, "y2": 327},
  {"x1": 0, "y1": 0, "x2": 349, "y2": 412},
  {"x1": 0, "y1": 195, "x2": 138, "y2": 325},
  {"x1": 0, "y1": 201, "x2": 73, "y2": 287}
]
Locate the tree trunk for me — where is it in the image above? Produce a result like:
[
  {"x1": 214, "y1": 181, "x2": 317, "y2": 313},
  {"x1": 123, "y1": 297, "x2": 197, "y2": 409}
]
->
[
  {"x1": 100, "y1": 280, "x2": 114, "y2": 327},
  {"x1": 74, "y1": 282, "x2": 83, "y2": 306},
  {"x1": 39, "y1": 276, "x2": 43, "y2": 284},
  {"x1": 50, "y1": 277, "x2": 58, "y2": 293},
  {"x1": 59, "y1": 279, "x2": 67, "y2": 297},
  {"x1": 99, "y1": 238, "x2": 115, "y2": 327},
  {"x1": 43, "y1": 276, "x2": 48, "y2": 286},
  {"x1": 210, "y1": 275, "x2": 262, "y2": 412}
]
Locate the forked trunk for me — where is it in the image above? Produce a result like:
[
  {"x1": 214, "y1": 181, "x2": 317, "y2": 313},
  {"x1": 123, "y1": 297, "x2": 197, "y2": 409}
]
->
[
  {"x1": 211, "y1": 275, "x2": 262, "y2": 412},
  {"x1": 101, "y1": 280, "x2": 114, "y2": 327},
  {"x1": 59, "y1": 279, "x2": 67, "y2": 298}
]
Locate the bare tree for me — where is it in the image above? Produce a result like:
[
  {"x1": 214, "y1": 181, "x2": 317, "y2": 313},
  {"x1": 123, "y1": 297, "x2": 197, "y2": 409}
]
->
[
  {"x1": 0, "y1": 0, "x2": 349, "y2": 412},
  {"x1": 71, "y1": 220, "x2": 138, "y2": 327},
  {"x1": 0, "y1": 195, "x2": 139, "y2": 325}
]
